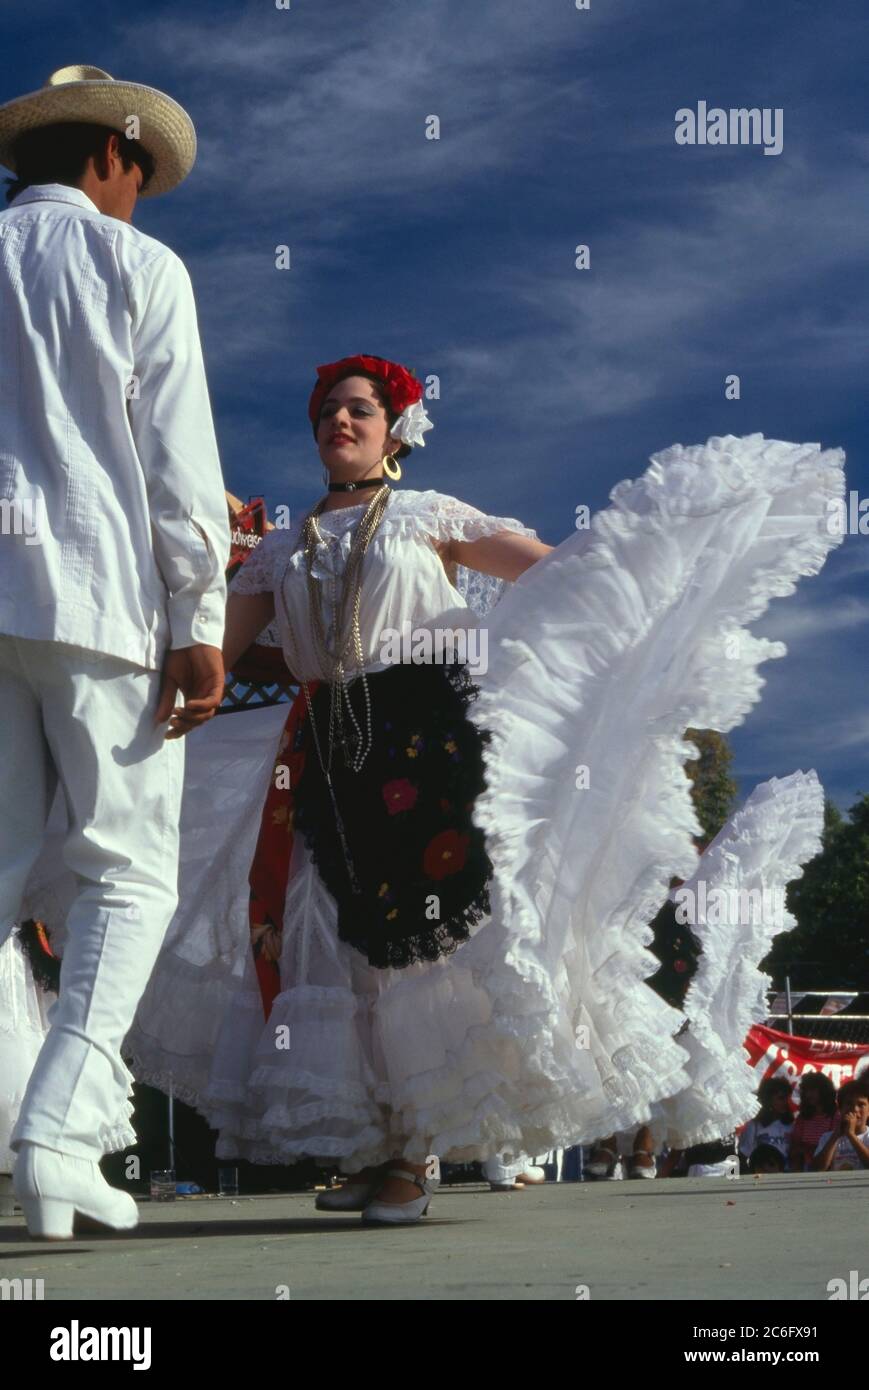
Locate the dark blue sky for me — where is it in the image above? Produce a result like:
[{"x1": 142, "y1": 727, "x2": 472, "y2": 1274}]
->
[{"x1": 3, "y1": 0, "x2": 868, "y2": 811}]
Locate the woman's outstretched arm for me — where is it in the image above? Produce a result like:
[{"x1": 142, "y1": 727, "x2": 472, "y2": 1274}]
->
[
  {"x1": 449, "y1": 530, "x2": 554, "y2": 581},
  {"x1": 223, "y1": 591, "x2": 277, "y2": 673}
]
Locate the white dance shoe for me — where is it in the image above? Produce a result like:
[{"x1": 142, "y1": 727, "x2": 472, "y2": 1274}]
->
[
  {"x1": 627, "y1": 1153, "x2": 657, "y2": 1179},
  {"x1": 483, "y1": 1154, "x2": 546, "y2": 1191},
  {"x1": 515, "y1": 1163, "x2": 546, "y2": 1185},
  {"x1": 585, "y1": 1147, "x2": 623, "y2": 1180},
  {"x1": 13, "y1": 1142, "x2": 139, "y2": 1240},
  {"x1": 361, "y1": 1168, "x2": 434, "y2": 1225}
]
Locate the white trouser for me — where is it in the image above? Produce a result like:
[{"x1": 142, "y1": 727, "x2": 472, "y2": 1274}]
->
[{"x1": 0, "y1": 636, "x2": 184, "y2": 1161}]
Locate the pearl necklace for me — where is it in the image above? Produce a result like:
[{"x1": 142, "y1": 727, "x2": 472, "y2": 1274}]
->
[{"x1": 277, "y1": 485, "x2": 392, "y2": 891}]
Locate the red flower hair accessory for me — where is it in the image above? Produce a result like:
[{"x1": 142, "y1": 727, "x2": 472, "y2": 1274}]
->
[{"x1": 308, "y1": 354, "x2": 433, "y2": 448}]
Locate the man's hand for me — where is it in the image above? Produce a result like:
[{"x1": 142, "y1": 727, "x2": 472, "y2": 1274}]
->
[
  {"x1": 155, "y1": 644, "x2": 225, "y2": 740},
  {"x1": 841, "y1": 1110, "x2": 858, "y2": 1138}
]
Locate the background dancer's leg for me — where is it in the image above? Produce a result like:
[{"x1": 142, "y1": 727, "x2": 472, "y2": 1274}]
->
[{"x1": 628, "y1": 1126, "x2": 657, "y2": 1178}]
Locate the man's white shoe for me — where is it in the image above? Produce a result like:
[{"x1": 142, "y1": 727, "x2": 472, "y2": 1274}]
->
[
  {"x1": 361, "y1": 1168, "x2": 433, "y2": 1225},
  {"x1": 13, "y1": 1142, "x2": 139, "y2": 1241}
]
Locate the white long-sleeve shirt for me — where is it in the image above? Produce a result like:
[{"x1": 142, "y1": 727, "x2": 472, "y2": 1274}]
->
[{"x1": 0, "y1": 183, "x2": 230, "y2": 670}]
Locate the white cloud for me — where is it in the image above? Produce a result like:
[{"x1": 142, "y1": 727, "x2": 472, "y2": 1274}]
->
[
  {"x1": 753, "y1": 594, "x2": 869, "y2": 644},
  {"x1": 134, "y1": 2, "x2": 594, "y2": 221}
]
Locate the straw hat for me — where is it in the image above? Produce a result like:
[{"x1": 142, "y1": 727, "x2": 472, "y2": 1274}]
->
[{"x1": 0, "y1": 65, "x2": 196, "y2": 197}]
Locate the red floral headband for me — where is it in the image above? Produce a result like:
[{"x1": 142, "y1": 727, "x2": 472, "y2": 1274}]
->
[{"x1": 308, "y1": 354, "x2": 425, "y2": 438}]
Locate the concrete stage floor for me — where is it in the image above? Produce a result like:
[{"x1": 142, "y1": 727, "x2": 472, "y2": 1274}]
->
[{"x1": 1, "y1": 1171, "x2": 866, "y2": 1301}]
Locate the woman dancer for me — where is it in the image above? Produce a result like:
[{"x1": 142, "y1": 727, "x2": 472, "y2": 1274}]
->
[
  {"x1": 37, "y1": 353, "x2": 845, "y2": 1224},
  {"x1": 195, "y1": 354, "x2": 551, "y2": 1222}
]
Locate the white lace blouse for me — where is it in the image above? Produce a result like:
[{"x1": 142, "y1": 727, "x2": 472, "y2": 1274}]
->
[{"x1": 230, "y1": 488, "x2": 536, "y2": 681}]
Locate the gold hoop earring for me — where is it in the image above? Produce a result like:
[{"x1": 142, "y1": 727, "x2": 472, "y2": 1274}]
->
[{"x1": 382, "y1": 453, "x2": 402, "y2": 481}]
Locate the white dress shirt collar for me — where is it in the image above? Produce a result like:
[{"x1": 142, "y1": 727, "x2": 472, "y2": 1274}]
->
[{"x1": 9, "y1": 182, "x2": 100, "y2": 214}]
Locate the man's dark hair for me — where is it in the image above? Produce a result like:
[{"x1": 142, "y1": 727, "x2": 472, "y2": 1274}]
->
[{"x1": 4, "y1": 122, "x2": 155, "y2": 204}]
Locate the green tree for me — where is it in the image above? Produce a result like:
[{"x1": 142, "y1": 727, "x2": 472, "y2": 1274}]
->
[
  {"x1": 649, "y1": 729, "x2": 737, "y2": 1002},
  {"x1": 684, "y1": 728, "x2": 738, "y2": 843},
  {"x1": 765, "y1": 793, "x2": 869, "y2": 988}
]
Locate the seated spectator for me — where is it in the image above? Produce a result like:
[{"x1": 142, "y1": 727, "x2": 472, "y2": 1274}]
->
[
  {"x1": 811, "y1": 1078, "x2": 869, "y2": 1172},
  {"x1": 662, "y1": 1136, "x2": 737, "y2": 1178},
  {"x1": 789, "y1": 1072, "x2": 837, "y2": 1171},
  {"x1": 738, "y1": 1077, "x2": 794, "y2": 1170},
  {"x1": 748, "y1": 1142, "x2": 786, "y2": 1175}
]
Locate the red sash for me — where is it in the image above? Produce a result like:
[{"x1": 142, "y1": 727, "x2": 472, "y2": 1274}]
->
[{"x1": 247, "y1": 685, "x2": 315, "y2": 1019}]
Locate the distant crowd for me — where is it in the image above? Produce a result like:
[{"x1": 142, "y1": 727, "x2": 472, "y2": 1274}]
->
[
  {"x1": 733, "y1": 1073, "x2": 869, "y2": 1175},
  {"x1": 583, "y1": 1073, "x2": 869, "y2": 1179}
]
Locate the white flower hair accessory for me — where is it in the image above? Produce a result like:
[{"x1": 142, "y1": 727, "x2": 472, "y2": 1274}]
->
[{"x1": 391, "y1": 399, "x2": 434, "y2": 448}]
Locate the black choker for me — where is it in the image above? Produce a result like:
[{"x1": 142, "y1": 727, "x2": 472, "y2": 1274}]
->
[{"x1": 328, "y1": 477, "x2": 386, "y2": 493}]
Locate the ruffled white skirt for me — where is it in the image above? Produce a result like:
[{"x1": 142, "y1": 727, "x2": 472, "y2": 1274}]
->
[
  {"x1": 656, "y1": 768, "x2": 824, "y2": 1144},
  {"x1": 25, "y1": 434, "x2": 844, "y2": 1166},
  {"x1": 0, "y1": 933, "x2": 56, "y2": 1171}
]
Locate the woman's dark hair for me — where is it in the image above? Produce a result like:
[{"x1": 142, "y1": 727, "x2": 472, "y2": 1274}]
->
[
  {"x1": 316, "y1": 368, "x2": 412, "y2": 459},
  {"x1": 798, "y1": 1071, "x2": 837, "y2": 1117},
  {"x1": 5, "y1": 122, "x2": 155, "y2": 204},
  {"x1": 756, "y1": 1075, "x2": 794, "y2": 1125}
]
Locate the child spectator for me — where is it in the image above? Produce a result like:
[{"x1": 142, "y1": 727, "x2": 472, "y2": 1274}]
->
[
  {"x1": 748, "y1": 1142, "x2": 786, "y2": 1174},
  {"x1": 789, "y1": 1072, "x2": 837, "y2": 1171},
  {"x1": 738, "y1": 1077, "x2": 794, "y2": 1170},
  {"x1": 811, "y1": 1078, "x2": 869, "y2": 1172}
]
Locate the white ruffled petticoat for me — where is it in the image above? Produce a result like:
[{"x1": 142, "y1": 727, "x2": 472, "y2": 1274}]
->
[
  {"x1": 26, "y1": 434, "x2": 845, "y2": 1166},
  {"x1": 0, "y1": 933, "x2": 55, "y2": 1170},
  {"x1": 655, "y1": 768, "x2": 824, "y2": 1144},
  {"x1": 599, "y1": 768, "x2": 825, "y2": 1154},
  {"x1": 0, "y1": 926, "x2": 138, "y2": 1160}
]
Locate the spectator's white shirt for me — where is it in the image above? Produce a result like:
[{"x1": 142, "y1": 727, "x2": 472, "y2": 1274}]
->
[
  {"x1": 738, "y1": 1118, "x2": 792, "y2": 1162},
  {"x1": 0, "y1": 183, "x2": 229, "y2": 670},
  {"x1": 813, "y1": 1128, "x2": 869, "y2": 1171}
]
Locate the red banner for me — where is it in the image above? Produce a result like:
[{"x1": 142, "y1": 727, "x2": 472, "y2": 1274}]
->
[
  {"x1": 227, "y1": 497, "x2": 268, "y2": 583},
  {"x1": 745, "y1": 1023, "x2": 869, "y2": 1094}
]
